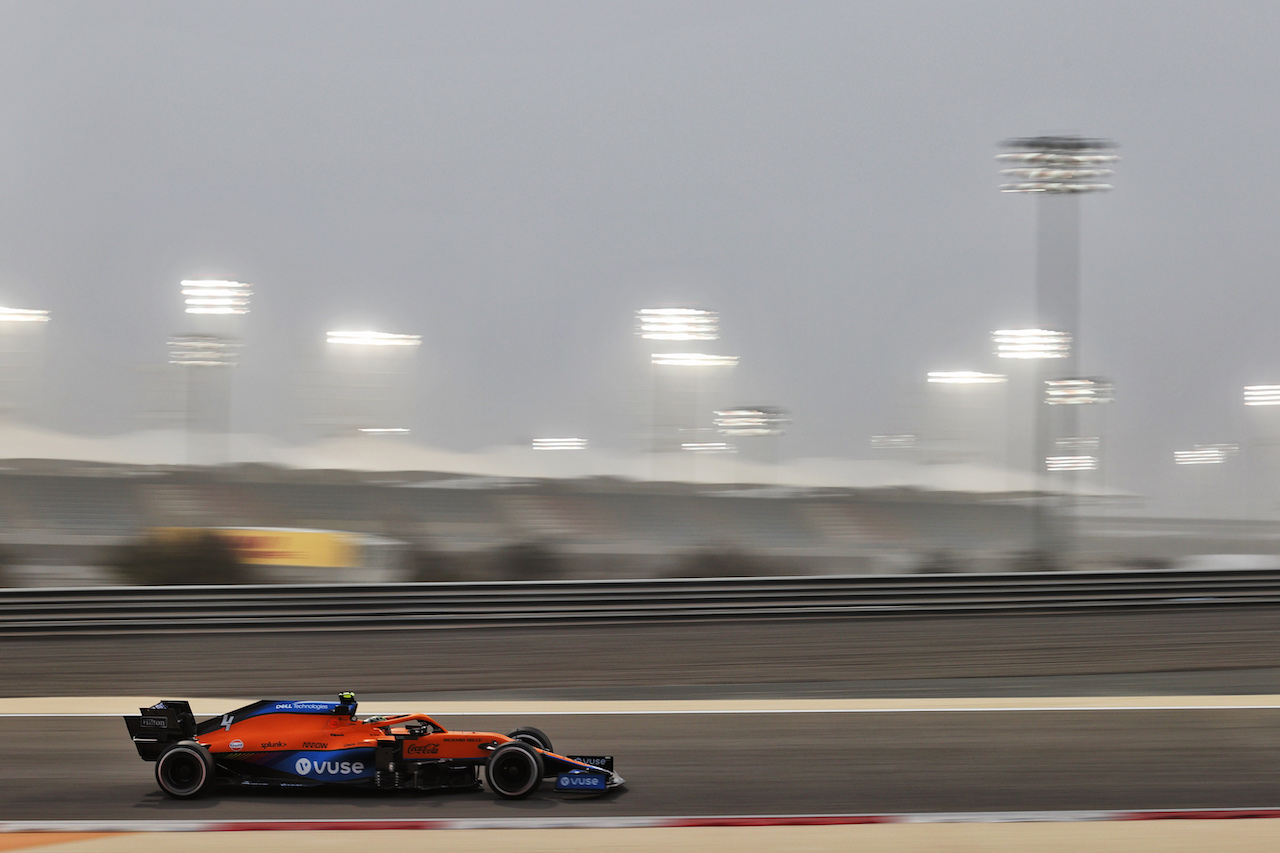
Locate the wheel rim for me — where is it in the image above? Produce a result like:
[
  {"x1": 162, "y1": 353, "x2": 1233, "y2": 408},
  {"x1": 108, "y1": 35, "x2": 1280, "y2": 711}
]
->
[
  {"x1": 491, "y1": 751, "x2": 535, "y2": 794},
  {"x1": 161, "y1": 750, "x2": 204, "y2": 794}
]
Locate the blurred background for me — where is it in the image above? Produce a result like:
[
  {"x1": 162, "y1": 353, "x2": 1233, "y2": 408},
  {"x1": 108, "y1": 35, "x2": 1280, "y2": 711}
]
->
[{"x1": 2, "y1": 1, "x2": 1280, "y2": 585}]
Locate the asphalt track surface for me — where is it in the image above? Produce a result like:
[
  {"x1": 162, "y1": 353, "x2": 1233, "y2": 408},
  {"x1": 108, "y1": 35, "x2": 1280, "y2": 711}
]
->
[
  {"x1": 5, "y1": 707, "x2": 1280, "y2": 820},
  {"x1": 5, "y1": 606, "x2": 1280, "y2": 820}
]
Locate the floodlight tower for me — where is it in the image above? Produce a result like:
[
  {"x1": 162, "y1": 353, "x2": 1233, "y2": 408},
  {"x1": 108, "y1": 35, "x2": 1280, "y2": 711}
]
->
[
  {"x1": 715, "y1": 406, "x2": 790, "y2": 476},
  {"x1": 1243, "y1": 385, "x2": 1280, "y2": 516},
  {"x1": 0, "y1": 306, "x2": 50, "y2": 423},
  {"x1": 323, "y1": 329, "x2": 422, "y2": 436},
  {"x1": 992, "y1": 328, "x2": 1068, "y2": 561},
  {"x1": 172, "y1": 280, "x2": 251, "y2": 465},
  {"x1": 997, "y1": 136, "x2": 1116, "y2": 566},
  {"x1": 924, "y1": 371, "x2": 1007, "y2": 466},
  {"x1": 1175, "y1": 443, "x2": 1241, "y2": 517},
  {"x1": 636, "y1": 308, "x2": 737, "y2": 455},
  {"x1": 997, "y1": 135, "x2": 1116, "y2": 398}
]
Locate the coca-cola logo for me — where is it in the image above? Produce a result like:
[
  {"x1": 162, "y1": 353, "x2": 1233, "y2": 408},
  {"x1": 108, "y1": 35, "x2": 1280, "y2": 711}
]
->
[{"x1": 405, "y1": 742, "x2": 439, "y2": 756}]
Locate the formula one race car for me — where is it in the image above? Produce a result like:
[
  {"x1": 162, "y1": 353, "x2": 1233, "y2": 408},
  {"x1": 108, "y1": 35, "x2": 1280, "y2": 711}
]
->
[{"x1": 124, "y1": 693, "x2": 623, "y2": 800}]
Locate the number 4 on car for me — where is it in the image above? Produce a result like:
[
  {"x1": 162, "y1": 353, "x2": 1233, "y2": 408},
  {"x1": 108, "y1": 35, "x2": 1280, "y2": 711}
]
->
[{"x1": 123, "y1": 692, "x2": 623, "y2": 799}]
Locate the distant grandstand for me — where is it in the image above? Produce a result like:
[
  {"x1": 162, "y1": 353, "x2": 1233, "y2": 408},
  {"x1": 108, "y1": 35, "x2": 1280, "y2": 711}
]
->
[{"x1": 0, "y1": 423, "x2": 1272, "y2": 586}]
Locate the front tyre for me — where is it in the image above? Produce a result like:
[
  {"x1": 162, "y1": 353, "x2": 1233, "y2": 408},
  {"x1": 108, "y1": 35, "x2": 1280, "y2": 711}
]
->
[
  {"x1": 507, "y1": 726, "x2": 553, "y2": 752},
  {"x1": 486, "y1": 741, "x2": 544, "y2": 799},
  {"x1": 155, "y1": 741, "x2": 215, "y2": 799}
]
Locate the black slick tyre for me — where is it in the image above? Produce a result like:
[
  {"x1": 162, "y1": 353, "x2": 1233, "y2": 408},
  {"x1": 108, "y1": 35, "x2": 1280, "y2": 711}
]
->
[
  {"x1": 507, "y1": 726, "x2": 553, "y2": 752},
  {"x1": 155, "y1": 741, "x2": 215, "y2": 799},
  {"x1": 486, "y1": 741, "x2": 544, "y2": 799}
]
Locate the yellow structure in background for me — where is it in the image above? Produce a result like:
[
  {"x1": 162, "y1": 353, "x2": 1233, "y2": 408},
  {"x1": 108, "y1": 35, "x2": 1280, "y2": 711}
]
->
[{"x1": 154, "y1": 528, "x2": 357, "y2": 568}]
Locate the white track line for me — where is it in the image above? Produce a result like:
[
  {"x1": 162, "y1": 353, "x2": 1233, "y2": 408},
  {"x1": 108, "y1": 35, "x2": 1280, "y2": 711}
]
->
[{"x1": 6, "y1": 810, "x2": 1280, "y2": 832}]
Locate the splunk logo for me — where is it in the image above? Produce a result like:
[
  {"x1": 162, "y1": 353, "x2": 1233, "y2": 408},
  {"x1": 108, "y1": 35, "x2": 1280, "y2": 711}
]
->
[{"x1": 294, "y1": 757, "x2": 366, "y2": 777}]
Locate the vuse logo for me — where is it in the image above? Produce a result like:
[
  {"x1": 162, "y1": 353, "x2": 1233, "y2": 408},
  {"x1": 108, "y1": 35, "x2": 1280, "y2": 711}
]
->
[{"x1": 294, "y1": 756, "x2": 365, "y2": 777}]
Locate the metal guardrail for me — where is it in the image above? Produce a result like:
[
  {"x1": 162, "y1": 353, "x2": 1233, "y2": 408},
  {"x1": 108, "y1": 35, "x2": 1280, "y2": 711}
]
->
[{"x1": 1, "y1": 568, "x2": 1279, "y2": 635}]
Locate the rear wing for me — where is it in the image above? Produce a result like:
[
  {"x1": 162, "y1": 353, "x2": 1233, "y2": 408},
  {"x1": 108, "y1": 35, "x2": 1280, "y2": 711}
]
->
[{"x1": 123, "y1": 700, "x2": 197, "y2": 761}]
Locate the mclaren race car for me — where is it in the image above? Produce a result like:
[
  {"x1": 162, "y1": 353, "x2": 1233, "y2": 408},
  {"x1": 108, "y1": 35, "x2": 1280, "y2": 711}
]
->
[{"x1": 124, "y1": 692, "x2": 624, "y2": 800}]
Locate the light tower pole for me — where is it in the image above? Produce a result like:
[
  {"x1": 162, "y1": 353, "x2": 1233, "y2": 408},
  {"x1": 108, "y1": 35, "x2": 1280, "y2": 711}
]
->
[
  {"x1": 997, "y1": 136, "x2": 1117, "y2": 568},
  {"x1": 323, "y1": 330, "x2": 422, "y2": 436},
  {"x1": 173, "y1": 280, "x2": 251, "y2": 465},
  {"x1": 636, "y1": 308, "x2": 725, "y2": 454},
  {"x1": 0, "y1": 306, "x2": 50, "y2": 423},
  {"x1": 1243, "y1": 385, "x2": 1280, "y2": 516}
]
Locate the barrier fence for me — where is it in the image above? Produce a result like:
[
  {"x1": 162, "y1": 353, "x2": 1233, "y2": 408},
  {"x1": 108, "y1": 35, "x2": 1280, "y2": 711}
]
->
[{"x1": 1, "y1": 568, "x2": 1278, "y2": 635}]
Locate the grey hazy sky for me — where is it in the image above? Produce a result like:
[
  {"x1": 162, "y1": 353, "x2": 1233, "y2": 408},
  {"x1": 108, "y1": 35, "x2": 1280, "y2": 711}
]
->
[{"x1": 3, "y1": 1, "x2": 1280, "y2": 505}]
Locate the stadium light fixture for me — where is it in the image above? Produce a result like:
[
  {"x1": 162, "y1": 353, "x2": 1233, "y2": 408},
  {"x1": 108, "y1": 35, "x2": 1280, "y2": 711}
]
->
[
  {"x1": 636, "y1": 308, "x2": 719, "y2": 341},
  {"x1": 167, "y1": 335, "x2": 238, "y2": 366},
  {"x1": 326, "y1": 330, "x2": 422, "y2": 346},
  {"x1": 927, "y1": 371, "x2": 1007, "y2": 385},
  {"x1": 0, "y1": 307, "x2": 50, "y2": 323},
  {"x1": 1174, "y1": 444, "x2": 1240, "y2": 465},
  {"x1": 714, "y1": 407, "x2": 790, "y2": 437},
  {"x1": 651, "y1": 352, "x2": 738, "y2": 367},
  {"x1": 681, "y1": 441, "x2": 735, "y2": 453},
  {"x1": 1244, "y1": 385, "x2": 1280, "y2": 406},
  {"x1": 358, "y1": 427, "x2": 410, "y2": 434},
  {"x1": 1046, "y1": 455, "x2": 1097, "y2": 472},
  {"x1": 1045, "y1": 377, "x2": 1115, "y2": 405},
  {"x1": 532, "y1": 437, "x2": 589, "y2": 450},
  {"x1": 992, "y1": 329, "x2": 1071, "y2": 359},
  {"x1": 997, "y1": 136, "x2": 1118, "y2": 193},
  {"x1": 182, "y1": 280, "x2": 252, "y2": 315},
  {"x1": 872, "y1": 434, "x2": 917, "y2": 449}
]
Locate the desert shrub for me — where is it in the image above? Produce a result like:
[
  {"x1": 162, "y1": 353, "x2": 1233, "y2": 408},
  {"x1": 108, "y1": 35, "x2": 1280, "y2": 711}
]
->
[{"x1": 110, "y1": 531, "x2": 252, "y2": 586}]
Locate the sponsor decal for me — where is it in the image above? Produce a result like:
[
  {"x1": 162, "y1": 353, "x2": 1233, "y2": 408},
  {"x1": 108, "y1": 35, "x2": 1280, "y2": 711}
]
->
[
  {"x1": 270, "y1": 702, "x2": 333, "y2": 713},
  {"x1": 229, "y1": 740, "x2": 244, "y2": 751},
  {"x1": 155, "y1": 528, "x2": 355, "y2": 569},
  {"x1": 303, "y1": 742, "x2": 327, "y2": 749},
  {"x1": 555, "y1": 773, "x2": 607, "y2": 791},
  {"x1": 260, "y1": 741, "x2": 284, "y2": 748},
  {"x1": 570, "y1": 755, "x2": 613, "y2": 768},
  {"x1": 405, "y1": 742, "x2": 440, "y2": 757},
  {"x1": 294, "y1": 757, "x2": 365, "y2": 777},
  {"x1": 140, "y1": 717, "x2": 167, "y2": 728}
]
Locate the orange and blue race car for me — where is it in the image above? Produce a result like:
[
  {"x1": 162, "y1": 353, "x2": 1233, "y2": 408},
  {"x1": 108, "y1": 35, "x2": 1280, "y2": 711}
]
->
[{"x1": 124, "y1": 692, "x2": 623, "y2": 800}]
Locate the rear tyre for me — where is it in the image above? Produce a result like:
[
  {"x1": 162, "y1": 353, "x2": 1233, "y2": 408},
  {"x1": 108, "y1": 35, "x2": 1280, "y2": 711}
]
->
[
  {"x1": 486, "y1": 741, "x2": 544, "y2": 799},
  {"x1": 507, "y1": 726, "x2": 553, "y2": 753},
  {"x1": 155, "y1": 741, "x2": 216, "y2": 799}
]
